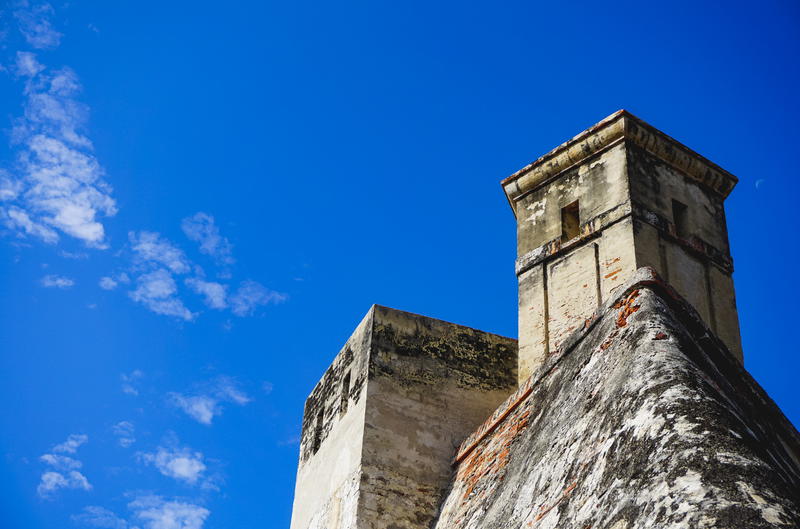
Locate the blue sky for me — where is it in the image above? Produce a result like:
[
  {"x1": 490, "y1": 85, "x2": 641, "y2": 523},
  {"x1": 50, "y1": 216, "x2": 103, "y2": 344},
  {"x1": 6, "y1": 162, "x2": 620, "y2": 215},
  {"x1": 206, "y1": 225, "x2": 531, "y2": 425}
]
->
[{"x1": 1, "y1": 1, "x2": 798, "y2": 528}]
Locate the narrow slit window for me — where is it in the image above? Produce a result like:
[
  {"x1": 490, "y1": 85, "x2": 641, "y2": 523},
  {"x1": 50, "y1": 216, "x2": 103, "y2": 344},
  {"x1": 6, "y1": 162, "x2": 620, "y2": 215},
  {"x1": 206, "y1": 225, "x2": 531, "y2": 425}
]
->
[
  {"x1": 340, "y1": 372, "x2": 351, "y2": 416},
  {"x1": 561, "y1": 200, "x2": 580, "y2": 242},
  {"x1": 672, "y1": 199, "x2": 689, "y2": 238},
  {"x1": 312, "y1": 408, "x2": 324, "y2": 454}
]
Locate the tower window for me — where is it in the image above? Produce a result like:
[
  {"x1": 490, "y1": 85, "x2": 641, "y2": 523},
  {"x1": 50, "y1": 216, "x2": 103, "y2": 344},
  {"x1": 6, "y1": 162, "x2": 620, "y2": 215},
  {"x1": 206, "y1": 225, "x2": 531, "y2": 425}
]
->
[
  {"x1": 312, "y1": 408, "x2": 324, "y2": 454},
  {"x1": 340, "y1": 372, "x2": 351, "y2": 416},
  {"x1": 672, "y1": 199, "x2": 689, "y2": 238},
  {"x1": 561, "y1": 200, "x2": 580, "y2": 242}
]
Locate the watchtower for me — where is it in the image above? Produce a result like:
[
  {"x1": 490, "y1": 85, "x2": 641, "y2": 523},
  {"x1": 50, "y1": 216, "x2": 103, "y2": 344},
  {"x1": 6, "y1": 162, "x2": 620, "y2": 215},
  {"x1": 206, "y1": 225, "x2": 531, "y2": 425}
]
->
[{"x1": 503, "y1": 110, "x2": 742, "y2": 382}]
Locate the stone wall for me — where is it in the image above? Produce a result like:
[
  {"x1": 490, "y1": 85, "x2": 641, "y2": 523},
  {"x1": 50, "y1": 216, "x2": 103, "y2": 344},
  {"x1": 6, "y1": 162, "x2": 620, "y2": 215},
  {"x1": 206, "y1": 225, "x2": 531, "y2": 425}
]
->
[
  {"x1": 290, "y1": 309, "x2": 373, "y2": 529},
  {"x1": 289, "y1": 305, "x2": 518, "y2": 529},
  {"x1": 434, "y1": 268, "x2": 800, "y2": 529}
]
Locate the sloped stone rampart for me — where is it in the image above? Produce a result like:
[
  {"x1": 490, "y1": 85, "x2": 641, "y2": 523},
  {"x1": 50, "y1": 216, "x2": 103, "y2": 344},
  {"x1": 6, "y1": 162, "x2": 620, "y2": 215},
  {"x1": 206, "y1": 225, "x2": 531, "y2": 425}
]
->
[{"x1": 435, "y1": 268, "x2": 800, "y2": 529}]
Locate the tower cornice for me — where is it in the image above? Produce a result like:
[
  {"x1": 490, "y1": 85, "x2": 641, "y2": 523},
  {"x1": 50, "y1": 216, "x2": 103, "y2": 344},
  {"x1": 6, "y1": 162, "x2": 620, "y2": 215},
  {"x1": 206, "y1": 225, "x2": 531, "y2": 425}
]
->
[{"x1": 501, "y1": 110, "x2": 738, "y2": 217}]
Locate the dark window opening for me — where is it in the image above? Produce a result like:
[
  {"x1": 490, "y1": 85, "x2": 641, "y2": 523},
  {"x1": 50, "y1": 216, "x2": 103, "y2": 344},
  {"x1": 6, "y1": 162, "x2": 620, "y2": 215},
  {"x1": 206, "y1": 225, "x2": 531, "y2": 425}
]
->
[
  {"x1": 672, "y1": 199, "x2": 689, "y2": 238},
  {"x1": 312, "y1": 408, "x2": 324, "y2": 454},
  {"x1": 561, "y1": 200, "x2": 580, "y2": 242},
  {"x1": 340, "y1": 372, "x2": 351, "y2": 416}
]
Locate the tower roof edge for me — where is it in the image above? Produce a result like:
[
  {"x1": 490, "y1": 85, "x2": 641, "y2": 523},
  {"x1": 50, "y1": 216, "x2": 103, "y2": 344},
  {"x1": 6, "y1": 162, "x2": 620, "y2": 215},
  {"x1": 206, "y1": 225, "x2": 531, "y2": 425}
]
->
[{"x1": 501, "y1": 111, "x2": 738, "y2": 213}]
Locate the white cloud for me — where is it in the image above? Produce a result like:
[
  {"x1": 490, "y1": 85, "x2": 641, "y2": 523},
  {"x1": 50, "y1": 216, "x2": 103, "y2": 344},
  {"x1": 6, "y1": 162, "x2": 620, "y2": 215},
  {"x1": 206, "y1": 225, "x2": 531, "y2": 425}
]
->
[
  {"x1": 41, "y1": 273, "x2": 74, "y2": 288},
  {"x1": 181, "y1": 213, "x2": 233, "y2": 265},
  {"x1": 112, "y1": 421, "x2": 136, "y2": 448},
  {"x1": 5, "y1": 205, "x2": 58, "y2": 242},
  {"x1": 2, "y1": 51, "x2": 116, "y2": 248},
  {"x1": 14, "y1": 51, "x2": 45, "y2": 77},
  {"x1": 99, "y1": 276, "x2": 118, "y2": 290},
  {"x1": 60, "y1": 250, "x2": 88, "y2": 259},
  {"x1": 129, "y1": 269, "x2": 195, "y2": 321},
  {"x1": 170, "y1": 377, "x2": 250, "y2": 425},
  {"x1": 38, "y1": 434, "x2": 91, "y2": 498},
  {"x1": 73, "y1": 506, "x2": 129, "y2": 529},
  {"x1": 40, "y1": 453, "x2": 81, "y2": 470},
  {"x1": 129, "y1": 231, "x2": 190, "y2": 274},
  {"x1": 128, "y1": 495, "x2": 209, "y2": 529},
  {"x1": 37, "y1": 470, "x2": 92, "y2": 498},
  {"x1": 0, "y1": 170, "x2": 23, "y2": 200},
  {"x1": 53, "y1": 433, "x2": 88, "y2": 453},
  {"x1": 121, "y1": 370, "x2": 143, "y2": 396},
  {"x1": 14, "y1": 2, "x2": 62, "y2": 50},
  {"x1": 169, "y1": 394, "x2": 217, "y2": 426},
  {"x1": 140, "y1": 445, "x2": 207, "y2": 485},
  {"x1": 216, "y1": 376, "x2": 251, "y2": 405},
  {"x1": 229, "y1": 280, "x2": 286, "y2": 317},
  {"x1": 184, "y1": 278, "x2": 226, "y2": 309}
]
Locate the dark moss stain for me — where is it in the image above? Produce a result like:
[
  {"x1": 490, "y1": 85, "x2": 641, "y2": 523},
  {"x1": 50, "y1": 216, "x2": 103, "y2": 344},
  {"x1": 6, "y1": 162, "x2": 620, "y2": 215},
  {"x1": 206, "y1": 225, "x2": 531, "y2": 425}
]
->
[
  {"x1": 299, "y1": 341, "x2": 367, "y2": 462},
  {"x1": 371, "y1": 318, "x2": 517, "y2": 391}
]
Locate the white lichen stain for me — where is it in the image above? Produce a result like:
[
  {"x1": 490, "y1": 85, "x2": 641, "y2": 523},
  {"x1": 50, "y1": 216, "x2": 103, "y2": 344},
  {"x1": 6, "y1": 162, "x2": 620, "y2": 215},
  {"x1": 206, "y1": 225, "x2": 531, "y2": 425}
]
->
[
  {"x1": 736, "y1": 481, "x2": 790, "y2": 525},
  {"x1": 525, "y1": 198, "x2": 547, "y2": 227}
]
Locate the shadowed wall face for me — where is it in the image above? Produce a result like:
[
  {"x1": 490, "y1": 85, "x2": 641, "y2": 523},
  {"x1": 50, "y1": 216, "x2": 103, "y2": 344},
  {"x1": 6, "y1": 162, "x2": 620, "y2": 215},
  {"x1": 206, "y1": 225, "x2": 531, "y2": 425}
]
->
[{"x1": 504, "y1": 111, "x2": 742, "y2": 383}]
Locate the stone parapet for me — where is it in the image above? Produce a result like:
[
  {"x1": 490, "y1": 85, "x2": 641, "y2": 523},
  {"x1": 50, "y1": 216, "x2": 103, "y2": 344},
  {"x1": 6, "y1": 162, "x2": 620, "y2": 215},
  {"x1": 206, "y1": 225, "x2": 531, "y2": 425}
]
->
[{"x1": 502, "y1": 110, "x2": 738, "y2": 214}]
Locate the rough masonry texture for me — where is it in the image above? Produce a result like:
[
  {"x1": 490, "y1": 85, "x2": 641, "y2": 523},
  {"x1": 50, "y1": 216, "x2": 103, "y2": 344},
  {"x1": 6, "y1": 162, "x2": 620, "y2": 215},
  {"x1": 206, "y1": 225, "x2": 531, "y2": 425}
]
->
[
  {"x1": 503, "y1": 110, "x2": 742, "y2": 381},
  {"x1": 289, "y1": 111, "x2": 800, "y2": 529},
  {"x1": 290, "y1": 305, "x2": 517, "y2": 529},
  {"x1": 435, "y1": 268, "x2": 800, "y2": 528}
]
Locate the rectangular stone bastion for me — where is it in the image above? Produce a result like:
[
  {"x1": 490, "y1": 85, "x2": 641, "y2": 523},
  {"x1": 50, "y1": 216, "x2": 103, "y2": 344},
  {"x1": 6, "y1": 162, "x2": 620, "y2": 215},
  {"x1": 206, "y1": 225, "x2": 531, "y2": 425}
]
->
[{"x1": 289, "y1": 305, "x2": 518, "y2": 529}]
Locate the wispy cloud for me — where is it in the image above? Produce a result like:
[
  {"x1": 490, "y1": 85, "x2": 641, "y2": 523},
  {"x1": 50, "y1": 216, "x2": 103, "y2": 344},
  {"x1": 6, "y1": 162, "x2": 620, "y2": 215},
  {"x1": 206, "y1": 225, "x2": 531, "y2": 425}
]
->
[
  {"x1": 129, "y1": 495, "x2": 209, "y2": 529},
  {"x1": 169, "y1": 394, "x2": 217, "y2": 425},
  {"x1": 100, "y1": 272, "x2": 129, "y2": 291},
  {"x1": 99, "y1": 276, "x2": 118, "y2": 290},
  {"x1": 60, "y1": 249, "x2": 88, "y2": 259},
  {"x1": 37, "y1": 470, "x2": 92, "y2": 498},
  {"x1": 121, "y1": 370, "x2": 143, "y2": 396},
  {"x1": 75, "y1": 496, "x2": 210, "y2": 529},
  {"x1": 229, "y1": 280, "x2": 286, "y2": 316},
  {"x1": 40, "y1": 453, "x2": 82, "y2": 470},
  {"x1": 125, "y1": 231, "x2": 198, "y2": 319},
  {"x1": 129, "y1": 231, "x2": 190, "y2": 274},
  {"x1": 181, "y1": 213, "x2": 233, "y2": 266},
  {"x1": 53, "y1": 433, "x2": 88, "y2": 453},
  {"x1": 1, "y1": 49, "x2": 116, "y2": 247},
  {"x1": 185, "y1": 278, "x2": 227, "y2": 310},
  {"x1": 112, "y1": 421, "x2": 136, "y2": 448},
  {"x1": 38, "y1": 433, "x2": 91, "y2": 498},
  {"x1": 72, "y1": 506, "x2": 128, "y2": 529},
  {"x1": 4, "y1": 5, "x2": 286, "y2": 325},
  {"x1": 13, "y1": 2, "x2": 62, "y2": 50},
  {"x1": 129, "y1": 269, "x2": 195, "y2": 321},
  {"x1": 169, "y1": 376, "x2": 251, "y2": 425},
  {"x1": 139, "y1": 443, "x2": 208, "y2": 486},
  {"x1": 41, "y1": 273, "x2": 74, "y2": 288}
]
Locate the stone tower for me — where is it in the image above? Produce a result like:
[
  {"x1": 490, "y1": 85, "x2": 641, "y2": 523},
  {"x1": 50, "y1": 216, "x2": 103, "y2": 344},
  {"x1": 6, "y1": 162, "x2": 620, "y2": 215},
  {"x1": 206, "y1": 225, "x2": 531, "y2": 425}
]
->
[
  {"x1": 289, "y1": 111, "x2": 800, "y2": 529},
  {"x1": 502, "y1": 110, "x2": 742, "y2": 382}
]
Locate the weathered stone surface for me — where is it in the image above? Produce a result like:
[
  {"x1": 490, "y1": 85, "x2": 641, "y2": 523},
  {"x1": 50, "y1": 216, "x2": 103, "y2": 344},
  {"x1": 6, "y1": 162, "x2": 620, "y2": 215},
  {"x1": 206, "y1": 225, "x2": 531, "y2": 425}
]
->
[
  {"x1": 434, "y1": 268, "x2": 800, "y2": 529},
  {"x1": 504, "y1": 110, "x2": 743, "y2": 381},
  {"x1": 290, "y1": 305, "x2": 517, "y2": 529}
]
